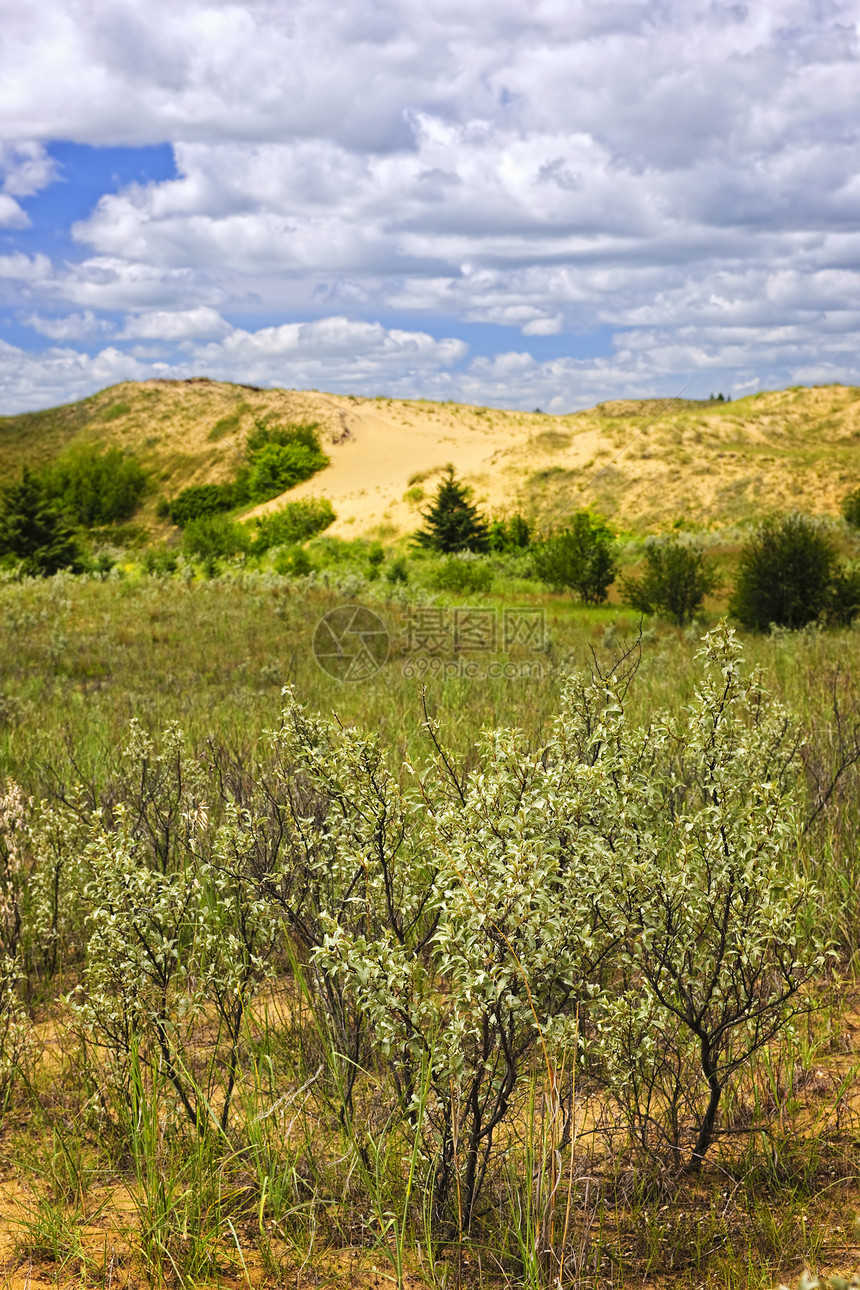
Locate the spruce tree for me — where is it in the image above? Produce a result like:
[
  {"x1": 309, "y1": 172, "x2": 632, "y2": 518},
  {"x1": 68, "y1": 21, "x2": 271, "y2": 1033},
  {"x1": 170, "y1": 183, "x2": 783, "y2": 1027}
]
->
[
  {"x1": 0, "y1": 468, "x2": 85, "y2": 576},
  {"x1": 413, "y1": 466, "x2": 490, "y2": 553}
]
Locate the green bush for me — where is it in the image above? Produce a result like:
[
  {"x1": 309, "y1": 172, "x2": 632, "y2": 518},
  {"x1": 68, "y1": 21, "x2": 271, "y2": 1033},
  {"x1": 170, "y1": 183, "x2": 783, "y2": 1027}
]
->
[
  {"x1": 168, "y1": 483, "x2": 239, "y2": 527},
  {"x1": 247, "y1": 442, "x2": 330, "y2": 502},
  {"x1": 532, "y1": 510, "x2": 616, "y2": 603},
  {"x1": 431, "y1": 555, "x2": 493, "y2": 593},
  {"x1": 245, "y1": 421, "x2": 322, "y2": 453},
  {"x1": 273, "y1": 546, "x2": 315, "y2": 577},
  {"x1": 43, "y1": 446, "x2": 147, "y2": 526},
  {"x1": 842, "y1": 487, "x2": 860, "y2": 527},
  {"x1": 252, "y1": 499, "x2": 335, "y2": 552},
  {"x1": 385, "y1": 555, "x2": 409, "y2": 584},
  {"x1": 0, "y1": 469, "x2": 86, "y2": 576},
  {"x1": 620, "y1": 538, "x2": 717, "y2": 625},
  {"x1": 182, "y1": 514, "x2": 251, "y2": 561},
  {"x1": 413, "y1": 466, "x2": 490, "y2": 553},
  {"x1": 488, "y1": 513, "x2": 531, "y2": 552},
  {"x1": 730, "y1": 514, "x2": 841, "y2": 630},
  {"x1": 141, "y1": 544, "x2": 178, "y2": 576}
]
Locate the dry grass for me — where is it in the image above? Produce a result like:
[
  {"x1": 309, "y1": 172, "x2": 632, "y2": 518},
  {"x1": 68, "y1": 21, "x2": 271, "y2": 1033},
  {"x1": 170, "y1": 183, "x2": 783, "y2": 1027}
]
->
[{"x1": 3, "y1": 380, "x2": 860, "y2": 540}]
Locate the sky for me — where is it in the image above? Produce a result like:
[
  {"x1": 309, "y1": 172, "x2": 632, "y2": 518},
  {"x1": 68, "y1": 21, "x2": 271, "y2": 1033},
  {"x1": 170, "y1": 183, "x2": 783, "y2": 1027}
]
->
[{"x1": 0, "y1": 0, "x2": 859, "y2": 414}]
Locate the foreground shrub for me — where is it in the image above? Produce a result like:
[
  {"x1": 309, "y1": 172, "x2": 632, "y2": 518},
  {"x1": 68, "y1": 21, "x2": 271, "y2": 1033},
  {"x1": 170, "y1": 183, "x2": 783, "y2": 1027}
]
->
[
  {"x1": 532, "y1": 510, "x2": 616, "y2": 603},
  {"x1": 620, "y1": 537, "x2": 717, "y2": 625},
  {"x1": 261, "y1": 625, "x2": 820, "y2": 1227},
  {"x1": 730, "y1": 513, "x2": 843, "y2": 630}
]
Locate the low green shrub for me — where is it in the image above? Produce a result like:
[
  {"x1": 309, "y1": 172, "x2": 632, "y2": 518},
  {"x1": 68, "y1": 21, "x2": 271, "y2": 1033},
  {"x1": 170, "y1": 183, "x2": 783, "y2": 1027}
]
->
[
  {"x1": 182, "y1": 514, "x2": 251, "y2": 560},
  {"x1": 432, "y1": 554, "x2": 493, "y2": 592},
  {"x1": 252, "y1": 498, "x2": 335, "y2": 550},
  {"x1": 43, "y1": 446, "x2": 148, "y2": 526},
  {"x1": 168, "y1": 482, "x2": 239, "y2": 527},
  {"x1": 620, "y1": 537, "x2": 717, "y2": 625},
  {"x1": 532, "y1": 510, "x2": 616, "y2": 603}
]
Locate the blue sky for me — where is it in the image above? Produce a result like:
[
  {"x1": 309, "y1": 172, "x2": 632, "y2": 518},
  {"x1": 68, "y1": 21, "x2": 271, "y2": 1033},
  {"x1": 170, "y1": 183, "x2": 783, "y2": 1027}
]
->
[{"x1": 0, "y1": 0, "x2": 859, "y2": 414}]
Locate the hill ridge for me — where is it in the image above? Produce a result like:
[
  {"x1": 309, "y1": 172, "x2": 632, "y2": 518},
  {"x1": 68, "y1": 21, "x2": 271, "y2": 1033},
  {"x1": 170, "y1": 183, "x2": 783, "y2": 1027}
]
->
[{"x1": 2, "y1": 379, "x2": 860, "y2": 537}]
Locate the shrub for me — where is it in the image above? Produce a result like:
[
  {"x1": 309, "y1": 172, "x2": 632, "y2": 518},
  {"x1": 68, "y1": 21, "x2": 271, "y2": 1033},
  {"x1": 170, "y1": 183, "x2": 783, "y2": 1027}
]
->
[
  {"x1": 0, "y1": 469, "x2": 86, "y2": 576},
  {"x1": 273, "y1": 546, "x2": 314, "y2": 577},
  {"x1": 141, "y1": 544, "x2": 178, "y2": 576},
  {"x1": 261, "y1": 625, "x2": 820, "y2": 1228},
  {"x1": 413, "y1": 466, "x2": 490, "y2": 553},
  {"x1": 842, "y1": 486, "x2": 860, "y2": 527},
  {"x1": 42, "y1": 446, "x2": 147, "y2": 526},
  {"x1": 620, "y1": 537, "x2": 717, "y2": 625},
  {"x1": 590, "y1": 626, "x2": 824, "y2": 1166},
  {"x1": 432, "y1": 554, "x2": 493, "y2": 593},
  {"x1": 245, "y1": 421, "x2": 322, "y2": 453},
  {"x1": 247, "y1": 441, "x2": 329, "y2": 501},
  {"x1": 532, "y1": 510, "x2": 616, "y2": 603},
  {"x1": 488, "y1": 513, "x2": 531, "y2": 552},
  {"x1": 252, "y1": 497, "x2": 335, "y2": 550},
  {"x1": 825, "y1": 566, "x2": 860, "y2": 626},
  {"x1": 385, "y1": 555, "x2": 409, "y2": 584},
  {"x1": 168, "y1": 483, "x2": 238, "y2": 527},
  {"x1": 182, "y1": 514, "x2": 251, "y2": 560},
  {"x1": 730, "y1": 514, "x2": 839, "y2": 630}
]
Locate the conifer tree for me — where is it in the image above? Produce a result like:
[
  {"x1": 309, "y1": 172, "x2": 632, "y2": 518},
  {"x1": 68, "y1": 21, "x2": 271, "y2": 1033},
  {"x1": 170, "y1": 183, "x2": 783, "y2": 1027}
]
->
[
  {"x1": 0, "y1": 468, "x2": 85, "y2": 576},
  {"x1": 413, "y1": 466, "x2": 490, "y2": 553}
]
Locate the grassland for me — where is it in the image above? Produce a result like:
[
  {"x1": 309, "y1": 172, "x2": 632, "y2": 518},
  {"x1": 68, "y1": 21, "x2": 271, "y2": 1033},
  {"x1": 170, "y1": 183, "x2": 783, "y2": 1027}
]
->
[
  {"x1": 3, "y1": 382, "x2": 860, "y2": 1289},
  {"x1": 1, "y1": 567, "x2": 860, "y2": 1289}
]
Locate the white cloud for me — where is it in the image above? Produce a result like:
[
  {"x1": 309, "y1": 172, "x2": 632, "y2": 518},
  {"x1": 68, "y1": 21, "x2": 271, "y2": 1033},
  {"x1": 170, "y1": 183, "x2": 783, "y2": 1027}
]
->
[
  {"x1": 1, "y1": 0, "x2": 860, "y2": 404},
  {"x1": 120, "y1": 306, "x2": 230, "y2": 340},
  {"x1": 0, "y1": 252, "x2": 52, "y2": 282},
  {"x1": 0, "y1": 194, "x2": 28, "y2": 229},
  {"x1": 23, "y1": 310, "x2": 114, "y2": 340}
]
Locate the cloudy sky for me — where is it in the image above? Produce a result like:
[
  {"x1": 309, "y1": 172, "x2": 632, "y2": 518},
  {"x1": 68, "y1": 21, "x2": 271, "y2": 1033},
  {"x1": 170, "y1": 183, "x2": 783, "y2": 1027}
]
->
[{"x1": 0, "y1": 0, "x2": 858, "y2": 414}]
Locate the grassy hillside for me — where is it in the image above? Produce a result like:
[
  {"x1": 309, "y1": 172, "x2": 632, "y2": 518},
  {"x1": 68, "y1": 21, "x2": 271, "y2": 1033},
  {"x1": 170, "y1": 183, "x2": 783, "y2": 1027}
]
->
[{"x1": 2, "y1": 378, "x2": 860, "y2": 536}]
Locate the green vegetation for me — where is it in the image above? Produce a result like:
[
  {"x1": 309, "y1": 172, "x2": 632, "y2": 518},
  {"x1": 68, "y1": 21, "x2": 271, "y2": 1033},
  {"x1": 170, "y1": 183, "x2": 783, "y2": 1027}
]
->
[
  {"x1": 9, "y1": 382, "x2": 860, "y2": 1287},
  {"x1": 620, "y1": 537, "x2": 717, "y2": 625},
  {"x1": 730, "y1": 513, "x2": 860, "y2": 630},
  {"x1": 168, "y1": 422, "x2": 329, "y2": 525},
  {"x1": 413, "y1": 464, "x2": 490, "y2": 552},
  {"x1": 532, "y1": 509, "x2": 617, "y2": 603},
  {"x1": 0, "y1": 468, "x2": 86, "y2": 575},
  {"x1": 42, "y1": 444, "x2": 148, "y2": 525},
  {"x1": 3, "y1": 573, "x2": 860, "y2": 1288}
]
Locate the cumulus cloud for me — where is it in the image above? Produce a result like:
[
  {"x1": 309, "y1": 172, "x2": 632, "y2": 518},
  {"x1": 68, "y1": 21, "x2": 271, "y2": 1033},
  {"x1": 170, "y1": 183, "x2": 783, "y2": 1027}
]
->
[
  {"x1": 23, "y1": 310, "x2": 114, "y2": 340},
  {"x1": 119, "y1": 306, "x2": 231, "y2": 340},
  {"x1": 1, "y1": 0, "x2": 859, "y2": 407}
]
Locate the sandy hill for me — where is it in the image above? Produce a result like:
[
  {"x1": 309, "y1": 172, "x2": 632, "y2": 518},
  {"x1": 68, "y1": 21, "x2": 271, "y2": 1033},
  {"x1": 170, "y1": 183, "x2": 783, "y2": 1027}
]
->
[{"x1": 2, "y1": 378, "x2": 860, "y2": 537}]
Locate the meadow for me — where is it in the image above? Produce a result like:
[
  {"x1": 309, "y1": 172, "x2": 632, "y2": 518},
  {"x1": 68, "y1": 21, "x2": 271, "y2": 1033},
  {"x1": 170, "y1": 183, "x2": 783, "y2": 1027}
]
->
[{"x1": 2, "y1": 560, "x2": 860, "y2": 1290}]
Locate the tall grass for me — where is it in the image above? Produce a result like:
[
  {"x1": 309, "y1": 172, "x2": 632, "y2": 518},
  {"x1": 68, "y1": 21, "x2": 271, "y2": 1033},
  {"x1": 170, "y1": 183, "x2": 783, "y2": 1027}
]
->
[{"x1": 2, "y1": 573, "x2": 860, "y2": 1286}]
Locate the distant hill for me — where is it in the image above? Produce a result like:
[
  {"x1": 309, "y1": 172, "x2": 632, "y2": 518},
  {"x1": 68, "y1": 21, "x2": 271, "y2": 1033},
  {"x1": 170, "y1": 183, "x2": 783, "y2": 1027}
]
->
[{"x1": 2, "y1": 378, "x2": 859, "y2": 537}]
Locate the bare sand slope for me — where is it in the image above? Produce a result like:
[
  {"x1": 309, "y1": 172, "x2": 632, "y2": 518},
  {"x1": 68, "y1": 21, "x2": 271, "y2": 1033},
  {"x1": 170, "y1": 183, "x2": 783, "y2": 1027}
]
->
[{"x1": 3, "y1": 378, "x2": 860, "y2": 535}]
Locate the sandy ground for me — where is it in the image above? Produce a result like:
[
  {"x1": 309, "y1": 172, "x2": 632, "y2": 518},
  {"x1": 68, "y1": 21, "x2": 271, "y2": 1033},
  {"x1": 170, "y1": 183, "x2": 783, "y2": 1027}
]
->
[{"x1": 8, "y1": 378, "x2": 860, "y2": 538}]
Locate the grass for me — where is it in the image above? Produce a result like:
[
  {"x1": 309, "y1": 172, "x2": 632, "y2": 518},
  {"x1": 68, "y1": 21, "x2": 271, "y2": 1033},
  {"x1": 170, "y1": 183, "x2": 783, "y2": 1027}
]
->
[{"x1": 5, "y1": 409, "x2": 860, "y2": 1284}]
